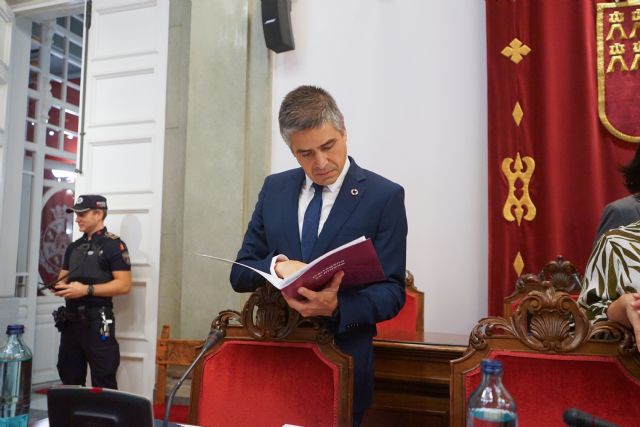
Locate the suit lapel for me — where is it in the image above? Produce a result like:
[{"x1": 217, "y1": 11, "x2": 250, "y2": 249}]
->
[{"x1": 311, "y1": 158, "x2": 366, "y2": 260}]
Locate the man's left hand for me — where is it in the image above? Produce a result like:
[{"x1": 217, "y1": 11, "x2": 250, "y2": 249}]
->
[{"x1": 282, "y1": 271, "x2": 343, "y2": 317}]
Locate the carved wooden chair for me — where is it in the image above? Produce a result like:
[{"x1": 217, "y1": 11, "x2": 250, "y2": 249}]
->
[
  {"x1": 154, "y1": 324, "x2": 203, "y2": 423},
  {"x1": 189, "y1": 285, "x2": 353, "y2": 427},
  {"x1": 377, "y1": 270, "x2": 424, "y2": 333},
  {"x1": 451, "y1": 286, "x2": 640, "y2": 427},
  {"x1": 503, "y1": 255, "x2": 581, "y2": 318}
]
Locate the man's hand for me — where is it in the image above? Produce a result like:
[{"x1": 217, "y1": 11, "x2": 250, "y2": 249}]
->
[
  {"x1": 54, "y1": 281, "x2": 88, "y2": 299},
  {"x1": 275, "y1": 259, "x2": 307, "y2": 279},
  {"x1": 282, "y1": 271, "x2": 343, "y2": 317}
]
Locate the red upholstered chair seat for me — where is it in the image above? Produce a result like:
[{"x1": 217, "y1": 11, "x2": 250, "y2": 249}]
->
[
  {"x1": 195, "y1": 341, "x2": 339, "y2": 427},
  {"x1": 463, "y1": 351, "x2": 640, "y2": 427}
]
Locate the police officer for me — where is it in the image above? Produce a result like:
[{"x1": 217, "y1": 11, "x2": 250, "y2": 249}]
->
[{"x1": 53, "y1": 194, "x2": 131, "y2": 389}]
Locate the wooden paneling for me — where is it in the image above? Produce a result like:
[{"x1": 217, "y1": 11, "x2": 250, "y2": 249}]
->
[{"x1": 362, "y1": 331, "x2": 468, "y2": 427}]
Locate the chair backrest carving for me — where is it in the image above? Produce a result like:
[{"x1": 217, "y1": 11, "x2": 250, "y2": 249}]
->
[
  {"x1": 538, "y1": 255, "x2": 582, "y2": 292},
  {"x1": 452, "y1": 286, "x2": 640, "y2": 427},
  {"x1": 212, "y1": 285, "x2": 332, "y2": 343},
  {"x1": 476, "y1": 286, "x2": 635, "y2": 354},
  {"x1": 191, "y1": 285, "x2": 352, "y2": 427},
  {"x1": 503, "y1": 255, "x2": 581, "y2": 318}
]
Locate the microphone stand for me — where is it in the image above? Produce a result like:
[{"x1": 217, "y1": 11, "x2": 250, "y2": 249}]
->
[{"x1": 162, "y1": 328, "x2": 225, "y2": 427}]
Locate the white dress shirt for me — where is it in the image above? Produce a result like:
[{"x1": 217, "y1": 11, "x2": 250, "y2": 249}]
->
[
  {"x1": 297, "y1": 156, "x2": 351, "y2": 238},
  {"x1": 270, "y1": 157, "x2": 351, "y2": 273}
]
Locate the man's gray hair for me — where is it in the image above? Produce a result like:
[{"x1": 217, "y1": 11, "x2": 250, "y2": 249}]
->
[{"x1": 278, "y1": 85, "x2": 345, "y2": 146}]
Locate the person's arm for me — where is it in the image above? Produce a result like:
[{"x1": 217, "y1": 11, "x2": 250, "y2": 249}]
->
[
  {"x1": 230, "y1": 179, "x2": 280, "y2": 292},
  {"x1": 605, "y1": 293, "x2": 640, "y2": 350},
  {"x1": 54, "y1": 237, "x2": 132, "y2": 299},
  {"x1": 579, "y1": 236, "x2": 619, "y2": 323},
  {"x1": 52, "y1": 246, "x2": 72, "y2": 295},
  {"x1": 54, "y1": 271, "x2": 132, "y2": 299},
  {"x1": 332, "y1": 187, "x2": 407, "y2": 332},
  {"x1": 606, "y1": 293, "x2": 640, "y2": 327},
  {"x1": 579, "y1": 231, "x2": 640, "y2": 349}
]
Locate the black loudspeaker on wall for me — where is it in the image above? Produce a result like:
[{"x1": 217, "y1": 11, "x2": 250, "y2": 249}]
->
[{"x1": 261, "y1": 0, "x2": 295, "y2": 53}]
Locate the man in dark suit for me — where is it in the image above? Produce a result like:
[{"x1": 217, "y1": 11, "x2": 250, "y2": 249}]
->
[
  {"x1": 230, "y1": 85, "x2": 407, "y2": 426},
  {"x1": 594, "y1": 146, "x2": 640, "y2": 244}
]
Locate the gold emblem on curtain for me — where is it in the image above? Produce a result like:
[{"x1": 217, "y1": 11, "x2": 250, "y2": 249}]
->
[
  {"x1": 513, "y1": 252, "x2": 525, "y2": 276},
  {"x1": 501, "y1": 38, "x2": 531, "y2": 64},
  {"x1": 512, "y1": 102, "x2": 524, "y2": 126},
  {"x1": 597, "y1": 2, "x2": 640, "y2": 142},
  {"x1": 502, "y1": 153, "x2": 536, "y2": 226}
]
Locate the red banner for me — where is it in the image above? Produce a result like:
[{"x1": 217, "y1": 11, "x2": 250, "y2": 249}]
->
[{"x1": 487, "y1": 0, "x2": 636, "y2": 315}]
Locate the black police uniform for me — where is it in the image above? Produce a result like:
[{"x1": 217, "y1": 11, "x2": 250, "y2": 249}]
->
[{"x1": 56, "y1": 226, "x2": 130, "y2": 389}]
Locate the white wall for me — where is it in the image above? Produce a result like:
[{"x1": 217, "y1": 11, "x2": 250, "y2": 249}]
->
[{"x1": 272, "y1": 0, "x2": 487, "y2": 334}]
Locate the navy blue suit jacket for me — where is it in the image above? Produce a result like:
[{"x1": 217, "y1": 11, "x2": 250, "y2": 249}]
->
[{"x1": 230, "y1": 157, "x2": 408, "y2": 412}]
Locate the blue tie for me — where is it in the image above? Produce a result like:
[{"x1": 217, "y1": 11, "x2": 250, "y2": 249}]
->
[{"x1": 301, "y1": 183, "x2": 323, "y2": 262}]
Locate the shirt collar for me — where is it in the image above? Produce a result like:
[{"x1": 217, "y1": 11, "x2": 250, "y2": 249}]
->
[
  {"x1": 83, "y1": 226, "x2": 107, "y2": 240},
  {"x1": 304, "y1": 156, "x2": 351, "y2": 193}
]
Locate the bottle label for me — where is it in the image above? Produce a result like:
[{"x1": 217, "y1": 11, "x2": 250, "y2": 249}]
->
[
  {"x1": 0, "y1": 413, "x2": 29, "y2": 427},
  {"x1": 468, "y1": 408, "x2": 517, "y2": 427}
]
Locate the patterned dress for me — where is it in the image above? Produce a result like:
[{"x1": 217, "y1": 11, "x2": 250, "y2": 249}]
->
[{"x1": 579, "y1": 221, "x2": 640, "y2": 322}]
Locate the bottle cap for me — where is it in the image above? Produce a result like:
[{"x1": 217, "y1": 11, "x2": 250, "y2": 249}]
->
[
  {"x1": 481, "y1": 358, "x2": 503, "y2": 374},
  {"x1": 6, "y1": 324, "x2": 25, "y2": 335}
]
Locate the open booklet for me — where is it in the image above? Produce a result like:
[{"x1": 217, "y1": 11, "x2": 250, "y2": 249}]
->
[{"x1": 198, "y1": 236, "x2": 386, "y2": 298}]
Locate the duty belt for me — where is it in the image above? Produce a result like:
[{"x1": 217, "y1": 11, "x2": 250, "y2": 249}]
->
[{"x1": 68, "y1": 305, "x2": 114, "y2": 321}]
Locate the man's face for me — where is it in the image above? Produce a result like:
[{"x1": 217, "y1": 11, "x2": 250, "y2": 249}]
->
[
  {"x1": 289, "y1": 123, "x2": 347, "y2": 186},
  {"x1": 75, "y1": 209, "x2": 103, "y2": 235}
]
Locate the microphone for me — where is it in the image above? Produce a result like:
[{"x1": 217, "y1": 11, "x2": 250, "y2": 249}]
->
[
  {"x1": 162, "y1": 328, "x2": 224, "y2": 427},
  {"x1": 563, "y1": 408, "x2": 619, "y2": 427}
]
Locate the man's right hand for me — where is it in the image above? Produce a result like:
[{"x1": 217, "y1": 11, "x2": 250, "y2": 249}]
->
[{"x1": 274, "y1": 259, "x2": 307, "y2": 279}]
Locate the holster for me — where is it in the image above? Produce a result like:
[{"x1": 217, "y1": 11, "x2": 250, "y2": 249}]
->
[
  {"x1": 52, "y1": 306, "x2": 80, "y2": 331},
  {"x1": 52, "y1": 306, "x2": 68, "y2": 331}
]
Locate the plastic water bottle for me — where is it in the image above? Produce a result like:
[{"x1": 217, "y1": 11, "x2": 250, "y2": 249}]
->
[
  {"x1": 0, "y1": 325, "x2": 32, "y2": 427},
  {"x1": 467, "y1": 359, "x2": 517, "y2": 427}
]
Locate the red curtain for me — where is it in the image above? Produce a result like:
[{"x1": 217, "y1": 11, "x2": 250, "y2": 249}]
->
[{"x1": 487, "y1": 0, "x2": 636, "y2": 315}]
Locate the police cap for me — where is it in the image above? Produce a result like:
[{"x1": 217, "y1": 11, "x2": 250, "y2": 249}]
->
[{"x1": 66, "y1": 194, "x2": 108, "y2": 213}]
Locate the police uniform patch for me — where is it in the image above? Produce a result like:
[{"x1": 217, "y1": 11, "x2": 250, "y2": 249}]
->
[
  {"x1": 105, "y1": 232, "x2": 120, "y2": 240},
  {"x1": 122, "y1": 250, "x2": 131, "y2": 266}
]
